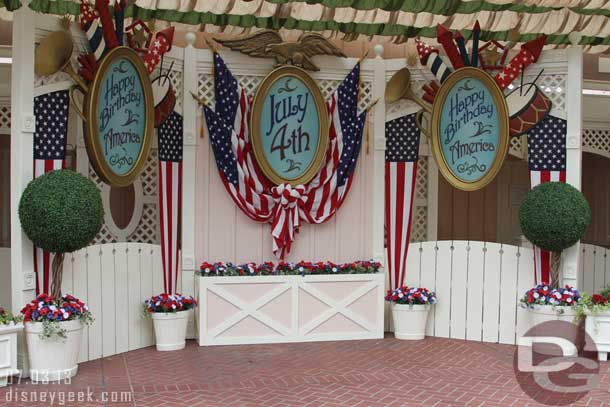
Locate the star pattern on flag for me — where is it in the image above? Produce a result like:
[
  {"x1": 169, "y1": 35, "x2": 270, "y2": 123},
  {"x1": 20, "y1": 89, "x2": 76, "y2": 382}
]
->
[
  {"x1": 336, "y1": 64, "x2": 366, "y2": 185},
  {"x1": 214, "y1": 53, "x2": 240, "y2": 120},
  {"x1": 527, "y1": 115, "x2": 566, "y2": 171},
  {"x1": 34, "y1": 91, "x2": 69, "y2": 160},
  {"x1": 385, "y1": 114, "x2": 420, "y2": 162},
  {"x1": 158, "y1": 111, "x2": 183, "y2": 162},
  {"x1": 205, "y1": 106, "x2": 239, "y2": 184}
]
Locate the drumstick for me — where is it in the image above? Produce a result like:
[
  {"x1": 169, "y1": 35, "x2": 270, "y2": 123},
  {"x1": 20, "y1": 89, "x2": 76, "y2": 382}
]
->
[
  {"x1": 526, "y1": 68, "x2": 544, "y2": 94},
  {"x1": 164, "y1": 61, "x2": 175, "y2": 86},
  {"x1": 519, "y1": 65, "x2": 524, "y2": 96}
]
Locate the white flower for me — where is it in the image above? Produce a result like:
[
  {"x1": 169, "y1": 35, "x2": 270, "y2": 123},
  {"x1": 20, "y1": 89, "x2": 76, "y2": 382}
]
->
[
  {"x1": 62, "y1": 312, "x2": 69, "y2": 319},
  {"x1": 171, "y1": 304, "x2": 176, "y2": 309},
  {"x1": 398, "y1": 293, "x2": 404, "y2": 298},
  {"x1": 533, "y1": 293, "x2": 540, "y2": 299},
  {"x1": 49, "y1": 305, "x2": 57, "y2": 311},
  {"x1": 332, "y1": 267, "x2": 337, "y2": 273}
]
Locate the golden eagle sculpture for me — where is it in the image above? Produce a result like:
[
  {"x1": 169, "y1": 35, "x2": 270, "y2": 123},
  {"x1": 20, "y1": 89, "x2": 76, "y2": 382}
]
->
[{"x1": 214, "y1": 30, "x2": 346, "y2": 71}]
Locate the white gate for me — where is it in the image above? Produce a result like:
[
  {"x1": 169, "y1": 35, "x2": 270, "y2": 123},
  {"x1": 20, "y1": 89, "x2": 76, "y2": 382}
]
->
[
  {"x1": 403, "y1": 241, "x2": 535, "y2": 345},
  {"x1": 62, "y1": 243, "x2": 164, "y2": 362}
]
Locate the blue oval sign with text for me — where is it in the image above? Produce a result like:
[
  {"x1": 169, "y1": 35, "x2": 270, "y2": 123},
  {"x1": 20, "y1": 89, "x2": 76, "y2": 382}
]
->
[
  {"x1": 85, "y1": 47, "x2": 154, "y2": 187},
  {"x1": 431, "y1": 68, "x2": 509, "y2": 191},
  {"x1": 251, "y1": 67, "x2": 329, "y2": 186}
]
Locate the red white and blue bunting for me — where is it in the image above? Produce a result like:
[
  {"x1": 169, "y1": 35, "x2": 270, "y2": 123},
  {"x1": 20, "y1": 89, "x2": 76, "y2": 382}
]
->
[{"x1": 203, "y1": 53, "x2": 366, "y2": 258}]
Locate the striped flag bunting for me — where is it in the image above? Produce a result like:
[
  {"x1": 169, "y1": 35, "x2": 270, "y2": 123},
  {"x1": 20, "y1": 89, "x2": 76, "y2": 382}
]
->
[
  {"x1": 158, "y1": 110, "x2": 183, "y2": 295},
  {"x1": 33, "y1": 90, "x2": 70, "y2": 295},
  {"x1": 385, "y1": 113, "x2": 421, "y2": 290},
  {"x1": 203, "y1": 53, "x2": 366, "y2": 258},
  {"x1": 526, "y1": 114, "x2": 567, "y2": 284}
]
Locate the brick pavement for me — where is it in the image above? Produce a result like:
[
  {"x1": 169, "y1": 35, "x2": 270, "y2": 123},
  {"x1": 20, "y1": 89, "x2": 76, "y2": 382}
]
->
[{"x1": 0, "y1": 335, "x2": 609, "y2": 407}]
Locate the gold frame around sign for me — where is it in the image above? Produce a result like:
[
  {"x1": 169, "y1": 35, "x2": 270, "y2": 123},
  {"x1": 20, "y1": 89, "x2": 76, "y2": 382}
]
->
[
  {"x1": 84, "y1": 47, "x2": 154, "y2": 187},
  {"x1": 430, "y1": 67, "x2": 509, "y2": 192},
  {"x1": 250, "y1": 66, "x2": 329, "y2": 186}
]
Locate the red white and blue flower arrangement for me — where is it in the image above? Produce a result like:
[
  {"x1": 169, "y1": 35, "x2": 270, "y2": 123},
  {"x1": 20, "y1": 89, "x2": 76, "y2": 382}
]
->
[
  {"x1": 520, "y1": 283, "x2": 582, "y2": 309},
  {"x1": 385, "y1": 286, "x2": 437, "y2": 306},
  {"x1": 20, "y1": 294, "x2": 93, "y2": 339},
  {"x1": 199, "y1": 260, "x2": 381, "y2": 277},
  {"x1": 143, "y1": 293, "x2": 197, "y2": 314}
]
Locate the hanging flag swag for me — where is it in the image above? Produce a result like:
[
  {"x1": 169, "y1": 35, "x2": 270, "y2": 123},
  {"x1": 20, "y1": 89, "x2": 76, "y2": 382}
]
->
[{"x1": 200, "y1": 52, "x2": 368, "y2": 259}]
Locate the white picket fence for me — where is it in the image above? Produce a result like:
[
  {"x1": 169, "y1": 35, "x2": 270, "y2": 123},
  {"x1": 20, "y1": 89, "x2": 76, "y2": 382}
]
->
[
  {"x1": 56, "y1": 241, "x2": 608, "y2": 362},
  {"x1": 62, "y1": 242, "x2": 165, "y2": 363},
  {"x1": 580, "y1": 243, "x2": 610, "y2": 295},
  {"x1": 402, "y1": 241, "x2": 536, "y2": 345}
]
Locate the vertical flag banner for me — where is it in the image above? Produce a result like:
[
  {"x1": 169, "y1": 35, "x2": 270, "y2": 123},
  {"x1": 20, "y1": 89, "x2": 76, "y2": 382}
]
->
[
  {"x1": 385, "y1": 114, "x2": 421, "y2": 290},
  {"x1": 526, "y1": 114, "x2": 567, "y2": 284},
  {"x1": 33, "y1": 90, "x2": 70, "y2": 294},
  {"x1": 158, "y1": 111, "x2": 183, "y2": 294}
]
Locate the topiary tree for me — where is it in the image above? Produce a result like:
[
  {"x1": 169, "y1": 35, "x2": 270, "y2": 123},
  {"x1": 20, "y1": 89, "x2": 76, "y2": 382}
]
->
[
  {"x1": 519, "y1": 182, "x2": 590, "y2": 288},
  {"x1": 19, "y1": 170, "x2": 103, "y2": 298}
]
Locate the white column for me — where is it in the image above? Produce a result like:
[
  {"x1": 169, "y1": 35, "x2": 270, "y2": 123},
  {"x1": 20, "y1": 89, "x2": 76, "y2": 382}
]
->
[
  {"x1": 10, "y1": 4, "x2": 36, "y2": 373},
  {"x1": 562, "y1": 33, "x2": 583, "y2": 288},
  {"x1": 181, "y1": 33, "x2": 198, "y2": 337},
  {"x1": 370, "y1": 44, "x2": 385, "y2": 267}
]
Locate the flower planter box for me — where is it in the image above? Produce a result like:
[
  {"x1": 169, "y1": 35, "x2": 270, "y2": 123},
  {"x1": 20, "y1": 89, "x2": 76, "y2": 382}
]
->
[
  {"x1": 585, "y1": 312, "x2": 610, "y2": 362},
  {"x1": 0, "y1": 323, "x2": 23, "y2": 387},
  {"x1": 195, "y1": 273, "x2": 385, "y2": 346}
]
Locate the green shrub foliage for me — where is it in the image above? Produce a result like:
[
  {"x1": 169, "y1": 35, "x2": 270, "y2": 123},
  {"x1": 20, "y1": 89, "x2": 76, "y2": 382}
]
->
[
  {"x1": 19, "y1": 170, "x2": 103, "y2": 253},
  {"x1": 519, "y1": 182, "x2": 590, "y2": 252}
]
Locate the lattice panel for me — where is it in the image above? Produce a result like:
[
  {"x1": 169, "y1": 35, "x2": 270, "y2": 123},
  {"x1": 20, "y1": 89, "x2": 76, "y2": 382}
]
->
[
  {"x1": 415, "y1": 155, "x2": 428, "y2": 201},
  {"x1": 196, "y1": 74, "x2": 373, "y2": 113},
  {"x1": 583, "y1": 128, "x2": 610, "y2": 159},
  {"x1": 128, "y1": 204, "x2": 158, "y2": 244},
  {"x1": 140, "y1": 148, "x2": 158, "y2": 197},
  {"x1": 509, "y1": 135, "x2": 526, "y2": 159},
  {"x1": 410, "y1": 206, "x2": 428, "y2": 243},
  {"x1": 0, "y1": 105, "x2": 9, "y2": 133},
  {"x1": 89, "y1": 149, "x2": 159, "y2": 245}
]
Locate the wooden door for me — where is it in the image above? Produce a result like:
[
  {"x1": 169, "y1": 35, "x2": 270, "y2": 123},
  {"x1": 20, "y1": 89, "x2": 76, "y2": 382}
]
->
[{"x1": 582, "y1": 153, "x2": 610, "y2": 248}]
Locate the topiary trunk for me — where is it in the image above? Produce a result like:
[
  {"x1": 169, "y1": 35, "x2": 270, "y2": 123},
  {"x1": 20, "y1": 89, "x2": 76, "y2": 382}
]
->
[
  {"x1": 50, "y1": 253, "x2": 65, "y2": 298},
  {"x1": 550, "y1": 251, "x2": 561, "y2": 289}
]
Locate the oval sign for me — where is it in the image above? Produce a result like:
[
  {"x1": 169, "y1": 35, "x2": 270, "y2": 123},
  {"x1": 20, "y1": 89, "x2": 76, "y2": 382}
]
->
[
  {"x1": 251, "y1": 66, "x2": 329, "y2": 186},
  {"x1": 431, "y1": 67, "x2": 509, "y2": 191},
  {"x1": 85, "y1": 47, "x2": 154, "y2": 187}
]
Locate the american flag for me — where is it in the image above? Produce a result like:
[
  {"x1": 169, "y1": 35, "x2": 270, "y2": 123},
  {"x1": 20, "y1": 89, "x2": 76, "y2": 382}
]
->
[
  {"x1": 527, "y1": 114, "x2": 567, "y2": 284},
  {"x1": 204, "y1": 53, "x2": 366, "y2": 258},
  {"x1": 33, "y1": 90, "x2": 69, "y2": 294},
  {"x1": 385, "y1": 114, "x2": 420, "y2": 290},
  {"x1": 158, "y1": 111, "x2": 183, "y2": 294}
]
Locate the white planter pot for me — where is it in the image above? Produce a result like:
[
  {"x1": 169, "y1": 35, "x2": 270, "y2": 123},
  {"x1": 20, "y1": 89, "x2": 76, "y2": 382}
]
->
[
  {"x1": 391, "y1": 303, "x2": 431, "y2": 340},
  {"x1": 584, "y1": 311, "x2": 610, "y2": 362},
  {"x1": 25, "y1": 320, "x2": 84, "y2": 381},
  {"x1": 0, "y1": 323, "x2": 24, "y2": 387},
  {"x1": 527, "y1": 305, "x2": 581, "y2": 356},
  {"x1": 152, "y1": 310, "x2": 190, "y2": 351}
]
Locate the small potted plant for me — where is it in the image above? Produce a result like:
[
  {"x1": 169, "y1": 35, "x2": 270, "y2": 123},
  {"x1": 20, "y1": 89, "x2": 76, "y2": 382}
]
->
[
  {"x1": 0, "y1": 308, "x2": 23, "y2": 387},
  {"x1": 144, "y1": 293, "x2": 196, "y2": 351},
  {"x1": 21, "y1": 294, "x2": 93, "y2": 380},
  {"x1": 581, "y1": 285, "x2": 610, "y2": 361},
  {"x1": 386, "y1": 286, "x2": 436, "y2": 340},
  {"x1": 18, "y1": 170, "x2": 102, "y2": 380}
]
